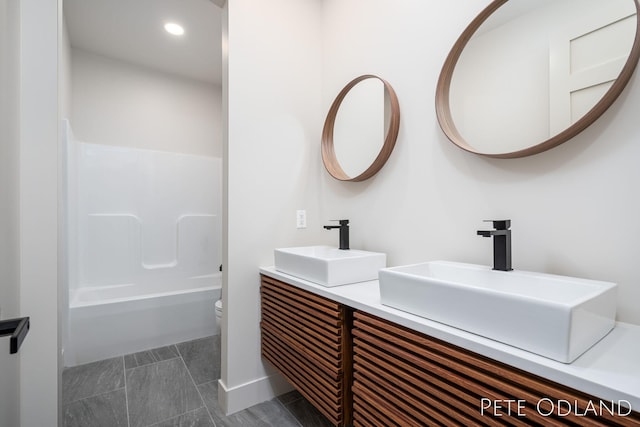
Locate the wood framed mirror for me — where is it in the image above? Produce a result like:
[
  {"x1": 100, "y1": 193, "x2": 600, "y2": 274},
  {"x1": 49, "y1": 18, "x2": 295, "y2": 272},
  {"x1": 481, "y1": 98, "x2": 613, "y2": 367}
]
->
[
  {"x1": 322, "y1": 75, "x2": 400, "y2": 181},
  {"x1": 436, "y1": 0, "x2": 640, "y2": 158}
]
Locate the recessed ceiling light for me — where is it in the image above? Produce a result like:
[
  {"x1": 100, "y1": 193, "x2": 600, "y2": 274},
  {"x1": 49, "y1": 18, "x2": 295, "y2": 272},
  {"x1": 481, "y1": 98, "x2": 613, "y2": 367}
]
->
[{"x1": 164, "y1": 22, "x2": 185, "y2": 36}]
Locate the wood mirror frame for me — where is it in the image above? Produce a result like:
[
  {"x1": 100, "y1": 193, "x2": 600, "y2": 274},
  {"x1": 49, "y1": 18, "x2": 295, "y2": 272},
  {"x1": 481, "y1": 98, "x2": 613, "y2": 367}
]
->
[
  {"x1": 322, "y1": 75, "x2": 400, "y2": 182},
  {"x1": 435, "y1": 0, "x2": 640, "y2": 159}
]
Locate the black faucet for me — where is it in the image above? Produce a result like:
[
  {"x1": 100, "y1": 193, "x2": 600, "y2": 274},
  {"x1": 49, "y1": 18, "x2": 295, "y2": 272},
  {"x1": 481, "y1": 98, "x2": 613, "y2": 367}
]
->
[
  {"x1": 323, "y1": 219, "x2": 349, "y2": 250},
  {"x1": 477, "y1": 220, "x2": 512, "y2": 271}
]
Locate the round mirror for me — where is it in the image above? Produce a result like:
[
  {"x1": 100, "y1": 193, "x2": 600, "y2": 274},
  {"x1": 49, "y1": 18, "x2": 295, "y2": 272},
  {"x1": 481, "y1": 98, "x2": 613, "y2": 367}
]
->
[
  {"x1": 322, "y1": 75, "x2": 400, "y2": 181},
  {"x1": 436, "y1": 0, "x2": 640, "y2": 158}
]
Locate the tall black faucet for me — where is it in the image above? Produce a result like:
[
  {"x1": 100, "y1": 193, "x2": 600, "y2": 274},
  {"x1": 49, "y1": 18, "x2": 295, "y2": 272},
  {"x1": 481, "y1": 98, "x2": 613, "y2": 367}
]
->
[
  {"x1": 477, "y1": 220, "x2": 512, "y2": 271},
  {"x1": 323, "y1": 219, "x2": 349, "y2": 250}
]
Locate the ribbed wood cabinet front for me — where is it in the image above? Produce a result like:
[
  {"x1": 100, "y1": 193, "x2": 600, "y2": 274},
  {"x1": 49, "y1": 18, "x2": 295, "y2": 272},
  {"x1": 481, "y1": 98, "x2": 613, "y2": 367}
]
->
[
  {"x1": 260, "y1": 275, "x2": 352, "y2": 426},
  {"x1": 352, "y1": 310, "x2": 640, "y2": 427}
]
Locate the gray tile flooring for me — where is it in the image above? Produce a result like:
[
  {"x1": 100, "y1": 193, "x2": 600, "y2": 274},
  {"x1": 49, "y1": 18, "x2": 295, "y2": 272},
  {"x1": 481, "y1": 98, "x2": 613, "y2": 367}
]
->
[{"x1": 62, "y1": 335, "x2": 333, "y2": 427}]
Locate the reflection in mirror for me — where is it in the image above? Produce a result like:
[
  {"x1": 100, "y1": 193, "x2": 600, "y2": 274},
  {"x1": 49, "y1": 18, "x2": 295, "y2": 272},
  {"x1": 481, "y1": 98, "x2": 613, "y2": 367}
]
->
[
  {"x1": 322, "y1": 75, "x2": 400, "y2": 182},
  {"x1": 333, "y1": 78, "x2": 388, "y2": 178},
  {"x1": 436, "y1": 0, "x2": 640, "y2": 158}
]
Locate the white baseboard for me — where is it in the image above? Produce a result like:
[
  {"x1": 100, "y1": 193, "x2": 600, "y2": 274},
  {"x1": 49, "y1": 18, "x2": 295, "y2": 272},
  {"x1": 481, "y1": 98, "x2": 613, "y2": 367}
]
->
[{"x1": 217, "y1": 372, "x2": 294, "y2": 415}]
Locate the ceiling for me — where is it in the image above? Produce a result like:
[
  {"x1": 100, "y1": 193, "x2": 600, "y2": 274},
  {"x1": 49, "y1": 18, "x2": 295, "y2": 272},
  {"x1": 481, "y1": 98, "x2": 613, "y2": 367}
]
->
[{"x1": 64, "y1": 0, "x2": 223, "y2": 85}]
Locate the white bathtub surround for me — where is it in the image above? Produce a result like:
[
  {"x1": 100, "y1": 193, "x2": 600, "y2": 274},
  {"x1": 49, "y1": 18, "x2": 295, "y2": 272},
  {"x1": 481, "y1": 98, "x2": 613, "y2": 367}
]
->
[
  {"x1": 63, "y1": 122, "x2": 222, "y2": 366},
  {"x1": 68, "y1": 276, "x2": 220, "y2": 366},
  {"x1": 69, "y1": 138, "x2": 222, "y2": 290}
]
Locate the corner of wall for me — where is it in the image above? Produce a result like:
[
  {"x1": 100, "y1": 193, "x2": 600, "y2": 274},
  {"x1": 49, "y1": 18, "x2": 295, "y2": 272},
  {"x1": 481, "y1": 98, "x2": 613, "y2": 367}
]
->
[
  {"x1": 222, "y1": 0, "x2": 324, "y2": 413},
  {"x1": 217, "y1": 374, "x2": 293, "y2": 416}
]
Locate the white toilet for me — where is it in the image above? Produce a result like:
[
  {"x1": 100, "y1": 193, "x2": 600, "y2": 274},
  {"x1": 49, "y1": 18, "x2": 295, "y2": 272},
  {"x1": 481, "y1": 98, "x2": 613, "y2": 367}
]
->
[{"x1": 215, "y1": 299, "x2": 223, "y2": 334}]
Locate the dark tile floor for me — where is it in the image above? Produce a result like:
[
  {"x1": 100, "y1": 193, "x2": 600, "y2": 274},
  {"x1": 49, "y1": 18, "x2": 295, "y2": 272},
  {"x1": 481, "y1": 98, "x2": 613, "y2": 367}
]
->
[{"x1": 62, "y1": 335, "x2": 333, "y2": 427}]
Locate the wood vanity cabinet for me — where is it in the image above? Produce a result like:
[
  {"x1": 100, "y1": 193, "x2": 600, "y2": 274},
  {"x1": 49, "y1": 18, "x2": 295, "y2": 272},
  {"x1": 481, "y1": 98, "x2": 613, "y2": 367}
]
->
[
  {"x1": 260, "y1": 274, "x2": 640, "y2": 427},
  {"x1": 259, "y1": 275, "x2": 352, "y2": 426},
  {"x1": 351, "y1": 310, "x2": 640, "y2": 427}
]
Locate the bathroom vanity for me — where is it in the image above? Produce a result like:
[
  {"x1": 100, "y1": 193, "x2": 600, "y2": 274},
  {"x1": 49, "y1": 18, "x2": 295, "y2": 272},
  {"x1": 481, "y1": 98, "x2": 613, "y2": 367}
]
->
[
  {"x1": 260, "y1": 275, "x2": 352, "y2": 426},
  {"x1": 260, "y1": 268, "x2": 640, "y2": 427}
]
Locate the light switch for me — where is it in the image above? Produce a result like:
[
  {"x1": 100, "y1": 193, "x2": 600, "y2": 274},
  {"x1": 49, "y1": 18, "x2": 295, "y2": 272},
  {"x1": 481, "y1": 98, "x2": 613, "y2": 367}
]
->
[{"x1": 296, "y1": 210, "x2": 307, "y2": 229}]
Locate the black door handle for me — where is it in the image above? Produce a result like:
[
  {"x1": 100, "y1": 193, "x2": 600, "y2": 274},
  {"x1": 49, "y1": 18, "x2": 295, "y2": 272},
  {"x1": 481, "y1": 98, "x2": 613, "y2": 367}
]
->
[{"x1": 0, "y1": 317, "x2": 30, "y2": 354}]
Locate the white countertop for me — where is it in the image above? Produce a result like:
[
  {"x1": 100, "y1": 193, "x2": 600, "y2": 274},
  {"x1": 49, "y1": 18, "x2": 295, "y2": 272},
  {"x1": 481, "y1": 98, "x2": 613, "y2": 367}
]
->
[{"x1": 260, "y1": 266, "x2": 640, "y2": 410}]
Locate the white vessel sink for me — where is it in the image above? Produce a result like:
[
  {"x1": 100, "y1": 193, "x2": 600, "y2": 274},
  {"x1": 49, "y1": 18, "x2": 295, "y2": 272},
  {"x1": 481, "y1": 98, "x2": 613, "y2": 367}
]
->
[
  {"x1": 274, "y1": 245, "x2": 386, "y2": 287},
  {"x1": 378, "y1": 261, "x2": 617, "y2": 363}
]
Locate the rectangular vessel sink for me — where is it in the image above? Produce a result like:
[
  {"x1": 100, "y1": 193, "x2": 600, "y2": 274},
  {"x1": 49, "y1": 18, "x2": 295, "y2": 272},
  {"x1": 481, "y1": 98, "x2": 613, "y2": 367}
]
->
[
  {"x1": 379, "y1": 261, "x2": 617, "y2": 363},
  {"x1": 274, "y1": 245, "x2": 386, "y2": 287}
]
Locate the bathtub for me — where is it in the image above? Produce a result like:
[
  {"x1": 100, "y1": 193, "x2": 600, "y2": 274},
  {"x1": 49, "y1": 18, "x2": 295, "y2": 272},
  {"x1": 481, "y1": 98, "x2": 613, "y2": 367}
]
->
[
  {"x1": 62, "y1": 124, "x2": 223, "y2": 367},
  {"x1": 65, "y1": 273, "x2": 221, "y2": 366}
]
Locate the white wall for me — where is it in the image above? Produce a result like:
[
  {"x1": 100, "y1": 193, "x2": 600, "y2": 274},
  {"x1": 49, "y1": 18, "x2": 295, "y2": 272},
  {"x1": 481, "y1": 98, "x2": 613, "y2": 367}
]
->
[
  {"x1": 61, "y1": 12, "x2": 73, "y2": 120},
  {"x1": 19, "y1": 0, "x2": 61, "y2": 425},
  {"x1": 223, "y1": 0, "x2": 640, "y2": 415},
  {"x1": 0, "y1": 1, "x2": 21, "y2": 425},
  {"x1": 0, "y1": 0, "x2": 20, "y2": 320},
  {"x1": 59, "y1": 8, "x2": 73, "y2": 387},
  {"x1": 222, "y1": 0, "x2": 327, "y2": 414},
  {"x1": 71, "y1": 49, "x2": 222, "y2": 157},
  {"x1": 320, "y1": 0, "x2": 640, "y2": 325}
]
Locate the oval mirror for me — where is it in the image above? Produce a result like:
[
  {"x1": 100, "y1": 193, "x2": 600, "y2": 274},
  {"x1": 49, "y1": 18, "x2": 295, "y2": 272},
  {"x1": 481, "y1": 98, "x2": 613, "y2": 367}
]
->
[
  {"x1": 322, "y1": 75, "x2": 400, "y2": 181},
  {"x1": 436, "y1": 0, "x2": 640, "y2": 158}
]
